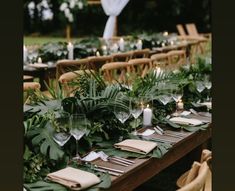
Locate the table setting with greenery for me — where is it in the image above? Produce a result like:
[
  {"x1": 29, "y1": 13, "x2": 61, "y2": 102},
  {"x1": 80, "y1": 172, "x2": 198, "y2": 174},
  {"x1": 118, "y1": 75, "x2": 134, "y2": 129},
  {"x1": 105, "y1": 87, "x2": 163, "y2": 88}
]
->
[{"x1": 23, "y1": 54, "x2": 211, "y2": 190}]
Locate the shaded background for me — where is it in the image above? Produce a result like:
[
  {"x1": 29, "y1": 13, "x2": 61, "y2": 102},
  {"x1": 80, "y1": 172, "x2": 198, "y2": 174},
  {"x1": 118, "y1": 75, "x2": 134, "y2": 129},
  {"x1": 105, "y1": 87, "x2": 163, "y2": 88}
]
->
[{"x1": 24, "y1": 0, "x2": 211, "y2": 37}]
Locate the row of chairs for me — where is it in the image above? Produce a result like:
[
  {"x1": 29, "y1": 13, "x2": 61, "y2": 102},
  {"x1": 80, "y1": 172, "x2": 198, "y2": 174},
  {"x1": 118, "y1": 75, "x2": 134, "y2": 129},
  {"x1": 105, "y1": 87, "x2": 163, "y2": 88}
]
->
[
  {"x1": 56, "y1": 48, "x2": 150, "y2": 80},
  {"x1": 177, "y1": 23, "x2": 211, "y2": 39}
]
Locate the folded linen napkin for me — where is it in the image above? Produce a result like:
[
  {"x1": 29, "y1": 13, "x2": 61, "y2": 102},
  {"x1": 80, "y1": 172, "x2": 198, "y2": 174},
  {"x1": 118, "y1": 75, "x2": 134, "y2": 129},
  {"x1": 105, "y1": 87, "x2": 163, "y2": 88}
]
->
[
  {"x1": 114, "y1": 139, "x2": 157, "y2": 154},
  {"x1": 170, "y1": 117, "x2": 203, "y2": 126},
  {"x1": 47, "y1": 167, "x2": 100, "y2": 190}
]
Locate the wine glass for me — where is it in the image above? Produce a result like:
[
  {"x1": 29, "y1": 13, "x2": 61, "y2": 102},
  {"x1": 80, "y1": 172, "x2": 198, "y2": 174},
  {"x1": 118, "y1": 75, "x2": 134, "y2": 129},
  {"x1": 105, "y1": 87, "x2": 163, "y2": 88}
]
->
[
  {"x1": 70, "y1": 114, "x2": 89, "y2": 160},
  {"x1": 196, "y1": 81, "x2": 205, "y2": 103},
  {"x1": 114, "y1": 97, "x2": 130, "y2": 124},
  {"x1": 196, "y1": 81, "x2": 205, "y2": 93},
  {"x1": 159, "y1": 94, "x2": 172, "y2": 105},
  {"x1": 130, "y1": 98, "x2": 143, "y2": 135},
  {"x1": 172, "y1": 87, "x2": 183, "y2": 113},
  {"x1": 204, "y1": 77, "x2": 212, "y2": 101},
  {"x1": 51, "y1": 111, "x2": 71, "y2": 147}
]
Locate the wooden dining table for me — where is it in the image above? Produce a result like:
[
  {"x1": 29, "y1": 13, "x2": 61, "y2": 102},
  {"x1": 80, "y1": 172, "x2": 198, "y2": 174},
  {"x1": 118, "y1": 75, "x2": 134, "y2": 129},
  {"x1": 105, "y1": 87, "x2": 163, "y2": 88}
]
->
[
  {"x1": 91, "y1": 114, "x2": 212, "y2": 191},
  {"x1": 23, "y1": 63, "x2": 57, "y2": 90}
]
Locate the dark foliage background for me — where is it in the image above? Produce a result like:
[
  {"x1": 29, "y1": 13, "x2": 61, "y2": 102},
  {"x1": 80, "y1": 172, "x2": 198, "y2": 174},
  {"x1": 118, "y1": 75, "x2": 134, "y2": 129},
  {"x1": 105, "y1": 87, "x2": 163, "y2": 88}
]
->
[{"x1": 24, "y1": 0, "x2": 211, "y2": 36}]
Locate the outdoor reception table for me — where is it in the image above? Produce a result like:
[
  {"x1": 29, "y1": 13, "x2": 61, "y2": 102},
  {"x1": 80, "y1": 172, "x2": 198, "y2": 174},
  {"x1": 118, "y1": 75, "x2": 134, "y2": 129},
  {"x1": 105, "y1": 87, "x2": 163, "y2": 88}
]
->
[
  {"x1": 23, "y1": 64, "x2": 57, "y2": 90},
  {"x1": 90, "y1": 114, "x2": 212, "y2": 191}
]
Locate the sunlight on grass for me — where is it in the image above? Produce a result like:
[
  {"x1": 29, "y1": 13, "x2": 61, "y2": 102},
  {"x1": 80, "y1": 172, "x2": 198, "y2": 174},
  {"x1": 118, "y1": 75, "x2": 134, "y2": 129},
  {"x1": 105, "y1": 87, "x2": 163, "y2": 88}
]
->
[{"x1": 24, "y1": 36, "x2": 81, "y2": 46}]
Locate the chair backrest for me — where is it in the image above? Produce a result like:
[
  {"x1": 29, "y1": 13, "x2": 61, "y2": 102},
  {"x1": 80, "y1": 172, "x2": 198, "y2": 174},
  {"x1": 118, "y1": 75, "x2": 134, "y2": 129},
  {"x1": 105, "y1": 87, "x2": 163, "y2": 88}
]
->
[
  {"x1": 88, "y1": 55, "x2": 113, "y2": 71},
  {"x1": 23, "y1": 82, "x2": 41, "y2": 104},
  {"x1": 177, "y1": 24, "x2": 187, "y2": 36},
  {"x1": 58, "y1": 70, "x2": 94, "y2": 97},
  {"x1": 56, "y1": 58, "x2": 90, "y2": 80},
  {"x1": 128, "y1": 58, "x2": 152, "y2": 78},
  {"x1": 23, "y1": 82, "x2": 41, "y2": 91},
  {"x1": 101, "y1": 62, "x2": 129, "y2": 84},
  {"x1": 187, "y1": 40, "x2": 201, "y2": 64},
  {"x1": 151, "y1": 53, "x2": 169, "y2": 70},
  {"x1": 177, "y1": 162, "x2": 210, "y2": 191},
  {"x1": 131, "y1": 49, "x2": 150, "y2": 59},
  {"x1": 167, "y1": 50, "x2": 187, "y2": 69},
  {"x1": 112, "y1": 51, "x2": 133, "y2": 62},
  {"x1": 186, "y1": 23, "x2": 199, "y2": 37}
]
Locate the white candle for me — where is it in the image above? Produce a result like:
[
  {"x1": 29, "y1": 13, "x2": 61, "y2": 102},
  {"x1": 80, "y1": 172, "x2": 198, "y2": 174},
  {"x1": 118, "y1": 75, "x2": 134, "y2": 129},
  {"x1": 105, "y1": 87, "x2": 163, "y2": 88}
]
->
[
  {"x1": 112, "y1": 43, "x2": 119, "y2": 53},
  {"x1": 143, "y1": 104, "x2": 152, "y2": 126},
  {"x1": 102, "y1": 45, "x2": 108, "y2": 55},
  {"x1": 170, "y1": 40, "x2": 174, "y2": 46},
  {"x1": 23, "y1": 45, "x2": 27, "y2": 64},
  {"x1": 119, "y1": 38, "x2": 125, "y2": 51},
  {"x1": 96, "y1": 51, "x2": 100, "y2": 57},
  {"x1": 177, "y1": 100, "x2": 184, "y2": 110},
  {"x1": 37, "y1": 57, "x2": 42, "y2": 63},
  {"x1": 161, "y1": 42, "x2": 165, "y2": 47},
  {"x1": 163, "y1": 31, "x2": 168, "y2": 36},
  {"x1": 136, "y1": 39, "x2": 143, "y2": 50},
  {"x1": 154, "y1": 67, "x2": 162, "y2": 78},
  {"x1": 67, "y1": 42, "x2": 74, "y2": 60}
]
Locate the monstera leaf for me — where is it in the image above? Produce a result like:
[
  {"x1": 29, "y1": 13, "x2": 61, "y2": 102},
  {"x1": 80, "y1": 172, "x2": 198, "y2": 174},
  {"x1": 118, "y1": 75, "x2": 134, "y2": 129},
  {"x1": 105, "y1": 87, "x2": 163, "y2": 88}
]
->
[
  {"x1": 26, "y1": 121, "x2": 64, "y2": 160},
  {"x1": 24, "y1": 181, "x2": 67, "y2": 191}
]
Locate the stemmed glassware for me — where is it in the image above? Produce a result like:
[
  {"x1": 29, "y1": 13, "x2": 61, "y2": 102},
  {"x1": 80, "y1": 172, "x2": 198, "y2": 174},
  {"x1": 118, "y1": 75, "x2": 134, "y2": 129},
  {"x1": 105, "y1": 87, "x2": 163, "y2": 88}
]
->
[
  {"x1": 130, "y1": 98, "x2": 143, "y2": 135},
  {"x1": 114, "y1": 96, "x2": 131, "y2": 124},
  {"x1": 51, "y1": 111, "x2": 71, "y2": 147},
  {"x1": 158, "y1": 82, "x2": 172, "y2": 106},
  {"x1": 171, "y1": 87, "x2": 183, "y2": 113},
  {"x1": 196, "y1": 81, "x2": 206, "y2": 103},
  {"x1": 70, "y1": 114, "x2": 90, "y2": 160},
  {"x1": 204, "y1": 76, "x2": 212, "y2": 101}
]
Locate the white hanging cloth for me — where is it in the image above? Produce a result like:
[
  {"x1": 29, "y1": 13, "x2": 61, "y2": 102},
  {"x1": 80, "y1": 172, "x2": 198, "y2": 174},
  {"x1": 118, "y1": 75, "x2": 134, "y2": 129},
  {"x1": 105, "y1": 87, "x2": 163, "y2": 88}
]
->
[{"x1": 101, "y1": 0, "x2": 129, "y2": 39}]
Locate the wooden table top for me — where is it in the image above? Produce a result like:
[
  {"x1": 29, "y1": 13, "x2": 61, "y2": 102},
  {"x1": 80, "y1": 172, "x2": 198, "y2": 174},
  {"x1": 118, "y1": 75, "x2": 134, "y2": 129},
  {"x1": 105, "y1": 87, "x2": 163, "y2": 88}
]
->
[{"x1": 92, "y1": 114, "x2": 212, "y2": 191}]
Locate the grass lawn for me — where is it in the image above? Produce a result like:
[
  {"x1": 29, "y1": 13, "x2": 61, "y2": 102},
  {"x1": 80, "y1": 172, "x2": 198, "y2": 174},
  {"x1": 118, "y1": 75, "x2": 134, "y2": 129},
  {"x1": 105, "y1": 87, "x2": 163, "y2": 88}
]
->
[{"x1": 24, "y1": 36, "x2": 81, "y2": 46}]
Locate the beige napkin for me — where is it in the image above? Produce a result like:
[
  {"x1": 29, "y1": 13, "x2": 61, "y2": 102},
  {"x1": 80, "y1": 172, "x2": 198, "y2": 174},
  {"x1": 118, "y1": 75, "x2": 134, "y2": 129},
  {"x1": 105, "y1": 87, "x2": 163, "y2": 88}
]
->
[
  {"x1": 28, "y1": 63, "x2": 48, "y2": 68},
  {"x1": 47, "y1": 167, "x2": 100, "y2": 190},
  {"x1": 170, "y1": 117, "x2": 203, "y2": 126},
  {"x1": 114, "y1": 139, "x2": 157, "y2": 154}
]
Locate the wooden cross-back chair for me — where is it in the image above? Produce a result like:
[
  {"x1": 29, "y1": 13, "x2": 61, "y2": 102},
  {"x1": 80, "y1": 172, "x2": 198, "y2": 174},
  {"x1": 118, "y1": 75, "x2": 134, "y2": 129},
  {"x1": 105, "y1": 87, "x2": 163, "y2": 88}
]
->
[
  {"x1": 177, "y1": 24, "x2": 187, "y2": 36},
  {"x1": 131, "y1": 48, "x2": 150, "y2": 59},
  {"x1": 177, "y1": 161, "x2": 210, "y2": 191},
  {"x1": 58, "y1": 69, "x2": 94, "y2": 97},
  {"x1": 23, "y1": 82, "x2": 41, "y2": 104},
  {"x1": 150, "y1": 53, "x2": 169, "y2": 70},
  {"x1": 167, "y1": 50, "x2": 187, "y2": 70},
  {"x1": 128, "y1": 58, "x2": 152, "y2": 78},
  {"x1": 177, "y1": 149, "x2": 212, "y2": 191},
  {"x1": 101, "y1": 62, "x2": 130, "y2": 84},
  {"x1": 56, "y1": 58, "x2": 90, "y2": 81},
  {"x1": 88, "y1": 55, "x2": 113, "y2": 71},
  {"x1": 185, "y1": 23, "x2": 211, "y2": 39},
  {"x1": 112, "y1": 51, "x2": 133, "y2": 62}
]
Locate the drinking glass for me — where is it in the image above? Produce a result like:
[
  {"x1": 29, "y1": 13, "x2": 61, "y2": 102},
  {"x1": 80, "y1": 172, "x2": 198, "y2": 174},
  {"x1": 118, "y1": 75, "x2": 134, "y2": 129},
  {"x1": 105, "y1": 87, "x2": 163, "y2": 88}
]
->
[
  {"x1": 70, "y1": 114, "x2": 89, "y2": 160},
  {"x1": 158, "y1": 93, "x2": 172, "y2": 105},
  {"x1": 196, "y1": 81, "x2": 205, "y2": 93},
  {"x1": 114, "y1": 97, "x2": 130, "y2": 124},
  {"x1": 51, "y1": 111, "x2": 71, "y2": 147},
  {"x1": 130, "y1": 98, "x2": 143, "y2": 135},
  {"x1": 204, "y1": 77, "x2": 212, "y2": 101},
  {"x1": 171, "y1": 87, "x2": 183, "y2": 113}
]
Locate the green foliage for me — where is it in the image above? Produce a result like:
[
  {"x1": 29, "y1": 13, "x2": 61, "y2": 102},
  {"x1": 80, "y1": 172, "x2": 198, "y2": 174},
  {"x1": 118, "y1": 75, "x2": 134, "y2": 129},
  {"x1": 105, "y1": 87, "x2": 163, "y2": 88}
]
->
[{"x1": 26, "y1": 121, "x2": 64, "y2": 160}]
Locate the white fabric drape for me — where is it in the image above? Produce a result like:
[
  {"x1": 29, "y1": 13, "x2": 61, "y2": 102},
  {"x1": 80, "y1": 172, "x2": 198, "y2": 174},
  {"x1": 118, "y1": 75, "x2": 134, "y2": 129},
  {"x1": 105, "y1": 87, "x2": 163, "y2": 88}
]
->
[{"x1": 101, "y1": 0, "x2": 129, "y2": 39}]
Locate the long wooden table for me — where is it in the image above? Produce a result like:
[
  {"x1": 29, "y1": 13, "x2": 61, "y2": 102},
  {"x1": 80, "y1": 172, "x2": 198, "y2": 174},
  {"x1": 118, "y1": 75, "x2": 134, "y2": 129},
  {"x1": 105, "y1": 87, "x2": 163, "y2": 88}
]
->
[
  {"x1": 92, "y1": 118, "x2": 212, "y2": 191},
  {"x1": 23, "y1": 64, "x2": 56, "y2": 90}
]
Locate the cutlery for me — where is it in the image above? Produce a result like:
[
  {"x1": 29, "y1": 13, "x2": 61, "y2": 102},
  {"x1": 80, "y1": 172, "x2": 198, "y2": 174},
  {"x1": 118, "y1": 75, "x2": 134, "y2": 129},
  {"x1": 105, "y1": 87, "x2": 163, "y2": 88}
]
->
[
  {"x1": 109, "y1": 156, "x2": 134, "y2": 165},
  {"x1": 95, "y1": 165, "x2": 125, "y2": 174},
  {"x1": 94, "y1": 168, "x2": 121, "y2": 176}
]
